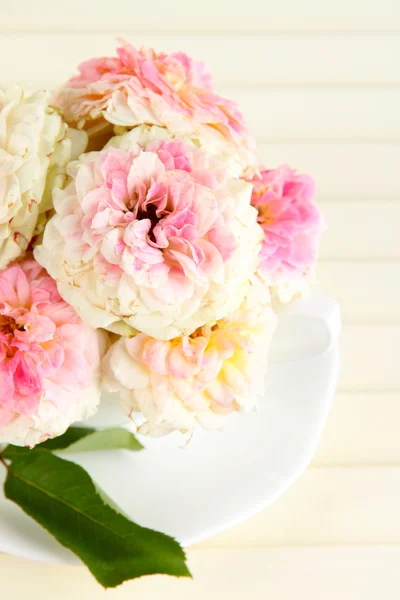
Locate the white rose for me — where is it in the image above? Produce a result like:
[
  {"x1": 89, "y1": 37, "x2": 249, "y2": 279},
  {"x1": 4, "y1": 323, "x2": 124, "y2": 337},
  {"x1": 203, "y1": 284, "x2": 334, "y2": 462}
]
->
[
  {"x1": 103, "y1": 275, "x2": 277, "y2": 436},
  {"x1": 0, "y1": 85, "x2": 87, "y2": 268}
]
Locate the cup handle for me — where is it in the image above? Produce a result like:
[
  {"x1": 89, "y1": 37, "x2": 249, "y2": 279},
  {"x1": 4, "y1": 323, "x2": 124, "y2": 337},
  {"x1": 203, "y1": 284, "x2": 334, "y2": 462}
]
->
[{"x1": 269, "y1": 294, "x2": 341, "y2": 364}]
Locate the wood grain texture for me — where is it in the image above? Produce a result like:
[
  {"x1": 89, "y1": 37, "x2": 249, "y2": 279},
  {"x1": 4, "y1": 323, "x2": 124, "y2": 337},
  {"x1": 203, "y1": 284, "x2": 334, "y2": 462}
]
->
[
  {"x1": 1, "y1": 0, "x2": 400, "y2": 32},
  {"x1": 195, "y1": 467, "x2": 400, "y2": 547},
  {"x1": 231, "y1": 88, "x2": 400, "y2": 140},
  {"x1": 313, "y1": 393, "x2": 400, "y2": 465},
  {"x1": 1, "y1": 33, "x2": 400, "y2": 88},
  {"x1": 320, "y1": 202, "x2": 400, "y2": 260},
  {"x1": 2, "y1": 548, "x2": 400, "y2": 599},
  {"x1": 258, "y1": 143, "x2": 400, "y2": 198},
  {"x1": 318, "y1": 261, "x2": 400, "y2": 322},
  {"x1": 339, "y1": 325, "x2": 399, "y2": 391}
]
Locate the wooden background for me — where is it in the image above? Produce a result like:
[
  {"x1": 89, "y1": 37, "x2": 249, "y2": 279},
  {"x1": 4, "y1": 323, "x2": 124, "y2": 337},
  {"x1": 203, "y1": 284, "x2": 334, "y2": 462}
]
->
[{"x1": 0, "y1": 1, "x2": 399, "y2": 596}]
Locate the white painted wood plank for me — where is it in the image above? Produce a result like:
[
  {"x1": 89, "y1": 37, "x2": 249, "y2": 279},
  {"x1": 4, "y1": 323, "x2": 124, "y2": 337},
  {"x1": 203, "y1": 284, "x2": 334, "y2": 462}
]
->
[
  {"x1": 320, "y1": 202, "x2": 400, "y2": 260},
  {"x1": 195, "y1": 467, "x2": 400, "y2": 547},
  {"x1": 1, "y1": 33, "x2": 400, "y2": 88},
  {"x1": 231, "y1": 88, "x2": 400, "y2": 140},
  {"x1": 258, "y1": 143, "x2": 400, "y2": 198},
  {"x1": 2, "y1": 0, "x2": 400, "y2": 32},
  {"x1": 2, "y1": 548, "x2": 400, "y2": 599},
  {"x1": 318, "y1": 262, "x2": 400, "y2": 322},
  {"x1": 314, "y1": 392, "x2": 400, "y2": 465},
  {"x1": 339, "y1": 325, "x2": 400, "y2": 391}
]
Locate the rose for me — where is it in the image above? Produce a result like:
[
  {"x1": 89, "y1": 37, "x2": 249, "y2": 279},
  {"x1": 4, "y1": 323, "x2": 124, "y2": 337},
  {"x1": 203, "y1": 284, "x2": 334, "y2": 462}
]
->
[
  {"x1": 247, "y1": 166, "x2": 324, "y2": 302},
  {"x1": 54, "y1": 40, "x2": 258, "y2": 175},
  {"x1": 0, "y1": 85, "x2": 87, "y2": 269},
  {"x1": 103, "y1": 276, "x2": 277, "y2": 436},
  {"x1": 0, "y1": 257, "x2": 106, "y2": 447},
  {"x1": 35, "y1": 126, "x2": 263, "y2": 340}
]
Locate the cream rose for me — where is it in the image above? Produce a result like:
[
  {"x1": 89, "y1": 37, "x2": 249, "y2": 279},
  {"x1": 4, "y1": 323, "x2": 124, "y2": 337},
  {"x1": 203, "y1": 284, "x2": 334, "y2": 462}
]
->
[
  {"x1": 0, "y1": 85, "x2": 87, "y2": 269},
  {"x1": 103, "y1": 276, "x2": 277, "y2": 436}
]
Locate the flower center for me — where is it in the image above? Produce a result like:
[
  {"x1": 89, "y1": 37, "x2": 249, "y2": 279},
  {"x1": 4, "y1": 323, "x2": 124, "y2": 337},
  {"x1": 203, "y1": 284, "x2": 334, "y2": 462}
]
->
[
  {"x1": 0, "y1": 315, "x2": 24, "y2": 335},
  {"x1": 190, "y1": 327, "x2": 204, "y2": 339},
  {"x1": 253, "y1": 184, "x2": 274, "y2": 226},
  {"x1": 190, "y1": 323, "x2": 219, "y2": 339},
  {"x1": 256, "y1": 204, "x2": 273, "y2": 226},
  {"x1": 138, "y1": 203, "x2": 159, "y2": 243}
]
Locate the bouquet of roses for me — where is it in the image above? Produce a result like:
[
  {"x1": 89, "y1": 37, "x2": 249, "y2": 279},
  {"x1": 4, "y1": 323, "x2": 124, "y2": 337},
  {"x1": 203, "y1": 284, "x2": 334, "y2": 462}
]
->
[{"x1": 0, "y1": 40, "x2": 323, "y2": 587}]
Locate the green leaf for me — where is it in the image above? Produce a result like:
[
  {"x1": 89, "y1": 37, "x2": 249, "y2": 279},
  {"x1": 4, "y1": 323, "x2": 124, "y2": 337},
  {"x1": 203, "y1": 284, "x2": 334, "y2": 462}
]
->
[
  {"x1": 4, "y1": 427, "x2": 143, "y2": 458},
  {"x1": 2, "y1": 445, "x2": 31, "y2": 459},
  {"x1": 63, "y1": 428, "x2": 144, "y2": 454},
  {"x1": 3, "y1": 450, "x2": 191, "y2": 588},
  {"x1": 3, "y1": 427, "x2": 95, "y2": 458},
  {"x1": 40, "y1": 426, "x2": 96, "y2": 451}
]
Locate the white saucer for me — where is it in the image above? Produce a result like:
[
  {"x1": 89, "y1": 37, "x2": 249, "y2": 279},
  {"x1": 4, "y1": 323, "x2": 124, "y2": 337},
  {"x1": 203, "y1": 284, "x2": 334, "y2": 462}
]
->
[{"x1": 0, "y1": 294, "x2": 340, "y2": 564}]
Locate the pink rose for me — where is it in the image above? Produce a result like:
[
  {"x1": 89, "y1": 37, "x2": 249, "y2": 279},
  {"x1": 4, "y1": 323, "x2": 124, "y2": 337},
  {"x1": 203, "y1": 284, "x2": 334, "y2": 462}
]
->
[
  {"x1": 248, "y1": 166, "x2": 324, "y2": 301},
  {"x1": 35, "y1": 128, "x2": 262, "y2": 340},
  {"x1": 54, "y1": 40, "x2": 257, "y2": 174},
  {"x1": 0, "y1": 257, "x2": 105, "y2": 447}
]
